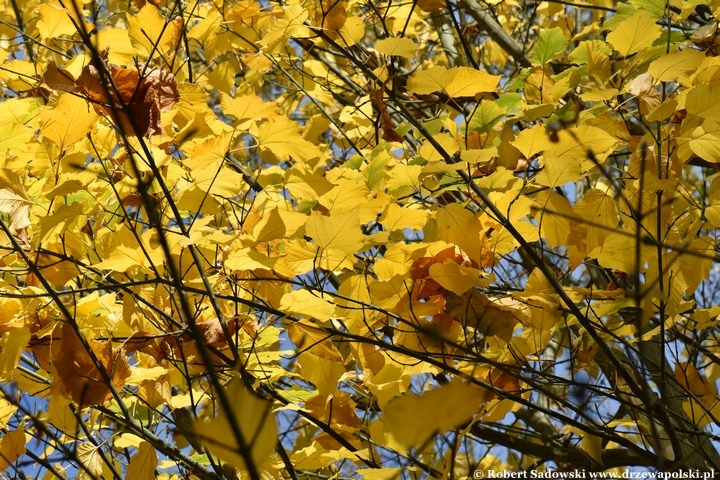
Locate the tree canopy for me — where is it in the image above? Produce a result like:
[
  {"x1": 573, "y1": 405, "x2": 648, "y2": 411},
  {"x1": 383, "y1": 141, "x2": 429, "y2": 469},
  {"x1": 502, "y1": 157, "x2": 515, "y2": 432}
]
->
[{"x1": 0, "y1": 0, "x2": 720, "y2": 478}]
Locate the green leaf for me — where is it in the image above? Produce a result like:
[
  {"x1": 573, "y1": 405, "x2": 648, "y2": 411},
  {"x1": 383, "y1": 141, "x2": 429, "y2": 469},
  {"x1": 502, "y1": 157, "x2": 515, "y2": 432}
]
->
[{"x1": 530, "y1": 27, "x2": 567, "y2": 65}]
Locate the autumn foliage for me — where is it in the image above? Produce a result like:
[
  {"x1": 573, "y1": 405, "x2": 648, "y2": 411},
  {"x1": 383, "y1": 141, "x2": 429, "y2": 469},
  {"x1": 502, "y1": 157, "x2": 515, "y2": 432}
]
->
[{"x1": 2, "y1": 0, "x2": 720, "y2": 478}]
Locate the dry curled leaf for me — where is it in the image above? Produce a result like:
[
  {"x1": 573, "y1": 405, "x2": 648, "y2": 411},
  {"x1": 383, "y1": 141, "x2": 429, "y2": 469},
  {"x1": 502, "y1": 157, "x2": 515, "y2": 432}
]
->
[
  {"x1": 41, "y1": 51, "x2": 179, "y2": 138},
  {"x1": 52, "y1": 323, "x2": 131, "y2": 407},
  {"x1": 76, "y1": 63, "x2": 179, "y2": 137}
]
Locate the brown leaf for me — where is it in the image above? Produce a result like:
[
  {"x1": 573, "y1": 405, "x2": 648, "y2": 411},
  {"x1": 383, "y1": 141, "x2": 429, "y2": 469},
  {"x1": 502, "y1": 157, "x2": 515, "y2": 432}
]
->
[
  {"x1": 75, "y1": 61, "x2": 179, "y2": 137},
  {"x1": 40, "y1": 61, "x2": 77, "y2": 94},
  {"x1": 628, "y1": 72, "x2": 662, "y2": 115},
  {"x1": 193, "y1": 319, "x2": 227, "y2": 346},
  {"x1": 52, "y1": 323, "x2": 131, "y2": 407}
]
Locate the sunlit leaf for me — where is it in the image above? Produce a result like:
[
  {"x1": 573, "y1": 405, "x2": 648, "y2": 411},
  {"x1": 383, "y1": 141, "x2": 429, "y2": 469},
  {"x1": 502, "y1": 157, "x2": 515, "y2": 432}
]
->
[
  {"x1": 375, "y1": 37, "x2": 418, "y2": 58},
  {"x1": 255, "y1": 120, "x2": 324, "y2": 163},
  {"x1": 305, "y1": 210, "x2": 365, "y2": 255},
  {"x1": 530, "y1": 27, "x2": 567, "y2": 65},
  {"x1": 445, "y1": 67, "x2": 501, "y2": 98},
  {"x1": 383, "y1": 380, "x2": 487, "y2": 448},
  {"x1": 606, "y1": 11, "x2": 661, "y2": 56},
  {"x1": 126, "y1": 442, "x2": 158, "y2": 480},
  {"x1": 193, "y1": 378, "x2": 277, "y2": 471},
  {"x1": 40, "y1": 92, "x2": 98, "y2": 149}
]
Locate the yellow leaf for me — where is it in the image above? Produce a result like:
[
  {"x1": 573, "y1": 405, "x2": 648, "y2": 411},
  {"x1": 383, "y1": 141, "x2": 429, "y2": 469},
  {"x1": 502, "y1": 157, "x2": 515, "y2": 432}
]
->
[
  {"x1": 646, "y1": 97, "x2": 677, "y2": 122},
  {"x1": 221, "y1": 94, "x2": 277, "y2": 128},
  {"x1": 187, "y1": 6, "x2": 223, "y2": 43},
  {"x1": 0, "y1": 429, "x2": 25, "y2": 472},
  {"x1": 252, "y1": 207, "x2": 307, "y2": 244},
  {"x1": 255, "y1": 120, "x2": 324, "y2": 163},
  {"x1": 298, "y1": 352, "x2": 345, "y2": 395},
  {"x1": 280, "y1": 289, "x2": 336, "y2": 321},
  {"x1": 575, "y1": 189, "x2": 618, "y2": 253},
  {"x1": 40, "y1": 92, "x2": 98, "y2": 150},
  {"x1": 258, "y1": 4, "x2": 312, "y2": 52},
  {"x1": 193, "y1": 378, "x2": 277, "y2": 471},
  {"x1": 338, "y1": 16, "x2": 365, "y2": 46},
  {"x1": 428, "y1": 261, "x2": 488, "y2": 295},
  {"x1": 380, "y1": 203, "x2": 428, "y2": 232},
  {"x1": 94, "y1": 29, "x2": 136, "y2": 65},
  {"x1": 126, "y1": 442, "x2": 158, "y2": 480},
  {"x1": 590, "y1": 231, "x2": 651, "y2": 274},
  {"x1": 77, "y1": 442, "x2": 104, "y2": 479},
  {"x1": 93, "y1": 227, "x2": 165, "y2": 273},
  {"x1": 0, "y1": 169, "x2": 31, "y2": 233},
  {"x1": 648, "y1": 50, "x2": 705, "y2": 83},
  {"x1": 678, "y1": 236, "x2": 714, "y2": 293},
  {"x1": 357, "y1": 467, "x2": 404, "y2": 480},
  {"x1": 317, "y1": 178, "x2": 371, "y2": 214},
  {"x1": 0, "y1": 399, "x2": 17, "y2": 430},
  {"x1": 535, "y1": 156, "x2": 582, "y2": 187},
  {"x1": 461, "y1": 147, "x2": 498, "y2": 164},
  {"x1": 0, "y1": 98, "x2": 39, "y2": 127},
  {"x1": 534, "y1": 190, "x2": 579, "y2": 250},
  {"x1": 128, "y1": 4, "x2": 182, "y2": 59},
  {"x1": 223, "y1": 246, "x2": 281, "y2": 273},
  {"x1": 606, "y1": 11, "x2": 661, "y2": 57},
  {"x1": 0, "y1": 60, "x2": 36, "y2": 91},
  {"x1": 418, "y1": 133, "x2": 458, "y2": 162},
  {"x1": 383, "y1": 380, "x2": 486, "y2": 448},
  {"x1": 690, "y1": 119, "x2": 720, "y2": 162},
  {"x1": 48, "y1": 396, "x2": 77, "y2": 432},
  {"x1": 0, "y1": 327, "x2": 30, "y2": 382},
  {"x1": 305, "y1": 210, "x2": 365, "y2": 254},
  {"x1": 545, "y1": 125, "x2": 616, "y2": 160},
  {"x1": 435, "y1": 204, "x2": 484, "y2": 264},
  {"x1": 579, "y1": 88, "x2": 620, "y2": 102},
  {"x1": 385, "y1": 164, "x2": 422, "y2": 196},
  {"x1": 126, "y1": 366, "x2": 168, "y2": 386},
  {"x1": 445, "y1": 67, "x2": 501, "y2": 98},
  {"x1": 407, "y1": 66, "x2": 457, "y2": 95},
  {"x1": 374, "y1": 244, "x2": 413, "y2": 281},
  {"x1": 185, "y1": 131, "x2": 233, "y2": 170},
  {"x1": 563, "y1": 426, "x2": 603, "y2": 465},
  {"x1": 511, "y1": 124, "x2": 553, "y2": 159},
  {"x1": 37, "y1": 4, "x2": 76, "y2": 40},
  {"x1": 286, "y1": 163, "x2": 334, "y2": 201},
  {"x1": 287, "y1": 320, "x2": 343, "y2": 361},
  {"x1": 375, "y1": 37, "x2": 418, "y2": 58},
  {"x1": 191, "y1": 162, "x2": 244, "y2": 197},
  {"x1": 687, "y1": 85, "x2": 720, "y2": 122},
  {"x1": 38, "y1": 202, "x2": 86, "y2": 242},
  {"x1": 114, "y1": 434, "x2": 144, "y2": 450},
  {"x1": 315, "y1": 0, "x2": 348, "y2": 31}
]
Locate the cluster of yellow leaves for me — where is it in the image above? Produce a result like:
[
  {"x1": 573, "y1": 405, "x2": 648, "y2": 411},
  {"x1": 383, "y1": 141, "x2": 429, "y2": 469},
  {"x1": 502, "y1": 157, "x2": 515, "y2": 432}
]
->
[{"x1": 0, "y1": 0, "x2": 719, "y2": 477}]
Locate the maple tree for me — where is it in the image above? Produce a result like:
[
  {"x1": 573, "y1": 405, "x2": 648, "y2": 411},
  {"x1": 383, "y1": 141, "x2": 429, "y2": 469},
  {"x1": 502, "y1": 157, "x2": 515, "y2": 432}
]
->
[{"x1": 2, "y1": 0, "x2": 720, "y2": 478}]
